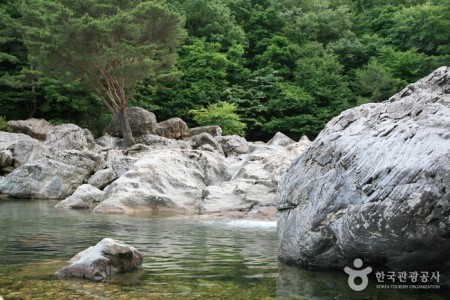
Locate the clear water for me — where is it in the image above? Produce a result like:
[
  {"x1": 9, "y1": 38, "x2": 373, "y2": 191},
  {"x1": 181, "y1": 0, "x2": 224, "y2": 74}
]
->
[{"x1": 0, "y1": 200, "x2": 447, "y2": 299}]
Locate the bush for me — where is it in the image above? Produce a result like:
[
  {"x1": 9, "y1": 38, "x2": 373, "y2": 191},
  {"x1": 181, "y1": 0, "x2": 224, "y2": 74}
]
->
[
  {"x1": 189, "y1": 102, "x2": 247, "y2": 136},
  {"x1": 0, "y1": 116, "x2": 11, "y2": 132}
]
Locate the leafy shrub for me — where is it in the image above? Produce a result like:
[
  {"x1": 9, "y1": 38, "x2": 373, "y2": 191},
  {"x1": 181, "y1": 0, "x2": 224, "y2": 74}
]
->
[
  {"x1": 0, "y1": 116, "x2": 11, "y2": 132},
  {"x1": 189, "y1": 102, "x2": 247, "y2": 136}
]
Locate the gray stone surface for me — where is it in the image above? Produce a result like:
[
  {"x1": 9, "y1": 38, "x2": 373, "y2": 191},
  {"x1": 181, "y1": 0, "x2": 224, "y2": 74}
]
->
[
  {"x1": 155, "y1": 117, "x2": 190, "y2": 139},
  {"x1": 0, "y1": 150, "x2": 13, "y2": 168},
  {"x1": 45, "y1": 124, "x2": 97, "y2": 152},
  {"x1": 267, "y1": 132, "x2": 295, "y2": 147},
  {"x1": 56, "y1": 238, "x2": 143, "y2": 281},
  {"x1": 190, "y1": 125, "x2": 222, "y2": 137},
  {"x1": 215, "y1": 135, "x2": 249, "y2": 157},
  {"x1": 108, "y1": 106, "x2": 157, "y2": 138},
  {"x1": 95, "y1": 135, "x2": 122, "y2": 150},
  {"x1": 135, "y1": 134, "x2": 191, "y2": 151},
  {"x1": 0, "y1": 132, "x2": 36, "y2": 150},
  {"x1": 11, "y1": 139, "x2": 50, "y2": 167},
  {"x1": 200, "y1": 139, "x2": 311, "y2": 217},
  {"x1": 7, "y1": 118, "x2": 53, "y2": 141},
  {"x1": 0, "y1": 150, "x2": 104, "y2": 199},
  {"x1": 191, "y1": 133, "x2": 223, "y2": 154},
  {"x1": 277, "y1": 67, "x2": 450, "y2": 275},
  {"x1": 93, "y1": 149, "x2": 227, "y2": 214},
  {"x1": 55, "y1": 184, "x2": 105, "y2": 209},
  {"x1": 88, "y1": 168, "x2": 118, "y2": 190}
]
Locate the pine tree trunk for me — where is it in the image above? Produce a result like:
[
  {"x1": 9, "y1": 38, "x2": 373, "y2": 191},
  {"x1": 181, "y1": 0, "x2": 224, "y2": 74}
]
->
[{"x1": 118, "y1": 110, "x2": 136, "y2": 147}]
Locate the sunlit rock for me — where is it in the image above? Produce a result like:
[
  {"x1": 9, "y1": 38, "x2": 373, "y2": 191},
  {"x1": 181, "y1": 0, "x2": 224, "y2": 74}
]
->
[
  {"x1": 277, "y1": 67, "x2": 450, "y2": 274},
  {"x1": 56, "y1": 238, "x2": 143, "y2": 281}
]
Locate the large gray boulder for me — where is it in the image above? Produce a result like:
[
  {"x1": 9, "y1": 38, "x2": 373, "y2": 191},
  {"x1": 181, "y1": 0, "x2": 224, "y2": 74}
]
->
[
  {"x1": 0, "y1": 150, "x2": 104, "y2": 199},
  {"x1": 215, "y1": 135, "x2": 249, "y2": 157},
  {"x1": 55, "y1": 184, "x2": 104, "y2": 209},
  {"x1": 45, "y1": 124, "x2": 97, "y2": 152},
  {"x1": 93, "y1": 149, "x2": 227, "y2": 214},
  {"x1": 7, "y1": 118, "x2": 53, "y2": 141},
  {"x1": 56, "y1": 238, "x2": 143, "y2": 281},
  {"x1": 200, "y1": 138, "x2": 311, "y2": 217},
  {"x1": 87, "y1": 168, "x2": 118, "y2": 190},
  {"x1": 190, "y1": 125, "x2": 222, "y2": 137},
  {"x1": 191, "y1": 132, "x2": 223, "y2": 154},
  {"x1": 277, "y1": 67, "x2": 450, "y2": 275},
  {"x1": 155, "y1": 117, "x2": 190, "y2": 139},
  {"x1": 11, "y1": 139, "x2": 50, "y2": 167},
  {"x1": 108, "y1": 107, "x2": 157, "y2": 138},
  {"x1": 267, "y1": 132, "x2": 295, "y2": 147},
  {"x1": 0, "y1": 132, "x2": 36, "y2": 150},
  {"x1": 135, "y1": 134, "x2": 191, "y2": 151}
]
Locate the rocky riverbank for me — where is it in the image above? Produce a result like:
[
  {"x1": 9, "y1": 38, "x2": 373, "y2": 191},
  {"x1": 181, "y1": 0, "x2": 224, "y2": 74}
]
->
[{"x1": 0, "y1": 110, "x2": 311, "y2": 218}]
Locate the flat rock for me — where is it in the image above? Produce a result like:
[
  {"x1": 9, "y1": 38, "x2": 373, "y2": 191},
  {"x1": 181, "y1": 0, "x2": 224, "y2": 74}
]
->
[{"x1": 45, "y1": 124, "x2": 98, "y2": 153}]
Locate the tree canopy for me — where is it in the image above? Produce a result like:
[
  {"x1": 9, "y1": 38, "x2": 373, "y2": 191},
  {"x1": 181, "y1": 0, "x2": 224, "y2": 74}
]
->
[
  {"x1": 0, "y1": 0, "x2": 448, "y2": 141},
  {"x1": 20, "y1": 0, "x2": 185, "y2": 145}
]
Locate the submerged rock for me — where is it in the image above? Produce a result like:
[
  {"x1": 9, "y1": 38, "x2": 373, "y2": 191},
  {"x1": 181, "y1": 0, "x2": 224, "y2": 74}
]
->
[
  {"x1": 56, "y1": 238, "x2": 143, "y2": 281},
  {"x1": 277, "y1": 67, "x2": 450, "y2": 274}
]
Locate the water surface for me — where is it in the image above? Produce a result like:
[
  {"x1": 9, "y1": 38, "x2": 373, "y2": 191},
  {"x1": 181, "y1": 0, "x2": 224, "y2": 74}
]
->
[{"x1": 0, "y1": 200, "x2": 447, "y2": 299}]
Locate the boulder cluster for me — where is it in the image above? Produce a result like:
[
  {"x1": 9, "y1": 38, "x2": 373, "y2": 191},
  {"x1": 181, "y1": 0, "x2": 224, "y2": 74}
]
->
[{"x1": 0, "y1": 110, "x2": 310, "y2": 218}]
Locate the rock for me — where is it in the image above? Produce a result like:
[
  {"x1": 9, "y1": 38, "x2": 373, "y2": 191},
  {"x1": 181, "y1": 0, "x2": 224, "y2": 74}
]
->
[
  {"x1": 7, "y1": 118, "x2": 53, "y2": 141},
  {"x1": 197, "y1": 144, "x2": 216, "y2": 152},
  {"x1": 286, "y1": 136, "x2": 311, "y2": 156},
  {"x1": 45, "y1": 124, "x2": 97, "y2": 152},
  {"x1": 277, "y1": 67, "x2": 450, "y2": 274},
  {"x1": 215, "y1": 135, "x2": 249, "y2": 157},
  {"x1": 200, "y1": 143, "x2": 310, "y2": 217},
  {"x1": 93, "y1": 149, "x2": 226, "y2": 214},
  {"x1": 189, "y1": 125, "x2": 222, "y2": 137},
  {"x1": 135, "y1": 134, "x2": 191, "y2": 151},
  {"x1": 0, "y1": 150, "x2": 104, "y2": 199},
  {"x1": 107, "y1": 107, "x2": 157, "y2": 138},
  {"x1": 267, "y1": 132, "x2": 295, "y2": 147},
  {"x1": 56, "y1": 238, "x2": 143, "y2": 281},
  {"x1": 109, "y1": 156, "x2": 139, "y2": 177},
  {"x1": 95, "y1": 135, "x2": 122, "y2": 150},
  {"x1": 155, "y1": 117, "x2": 190, "y2": 139},
  {"x1": 88, "y1": 168, "x2": 118, "y2": 189},
  {"x1": 55, "y1": 184, "x2": 104, "y2": 209},
  {"x1": 191, "y1": 133, "x2": 223, "y2": 154},
  {"x1": 0, "y1": 150, "x2": 13, "y2": 168},
  {"x1": 10, "y1": 139, "x2": 50, "y2": 167},
  {"x1": 0, "y1": 132, "x2": 36, "y2": 150}
]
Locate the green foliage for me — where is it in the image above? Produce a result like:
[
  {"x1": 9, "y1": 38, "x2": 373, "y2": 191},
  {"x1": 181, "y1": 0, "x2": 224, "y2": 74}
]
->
[
  {"x1": 0, "y1": 116, "x2": 10, "y2": 132},
  {"x1": 0, "y1": 0, "x2": 448, "y2": 142},
  {"x1": 189, "y1": 102, "x2": 247, "y2": 136},
  {"x1": 352, "y1": 58, "x2": 405, "y2": 103}
]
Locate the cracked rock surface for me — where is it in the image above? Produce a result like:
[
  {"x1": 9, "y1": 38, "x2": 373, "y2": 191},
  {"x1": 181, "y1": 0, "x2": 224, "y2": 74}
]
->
[{"x1": 277, "y1": 67, "x2": 450, "y2": 277}]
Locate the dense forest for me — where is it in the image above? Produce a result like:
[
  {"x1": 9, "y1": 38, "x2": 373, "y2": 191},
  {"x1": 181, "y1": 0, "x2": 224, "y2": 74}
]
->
[{"x1": 1, "y1": 0, "x2": 449, "y2": 141}]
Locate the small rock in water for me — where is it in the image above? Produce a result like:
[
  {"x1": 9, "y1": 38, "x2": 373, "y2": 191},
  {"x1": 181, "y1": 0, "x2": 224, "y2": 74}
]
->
[{"x1": 56, "y1": 238, "x2": 143, "y2": 281}]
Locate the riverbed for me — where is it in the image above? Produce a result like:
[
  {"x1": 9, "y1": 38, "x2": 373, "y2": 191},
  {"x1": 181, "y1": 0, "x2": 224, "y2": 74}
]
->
[{"x1": 0, "y1": 200, "x2": 446, "y2": 299}]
